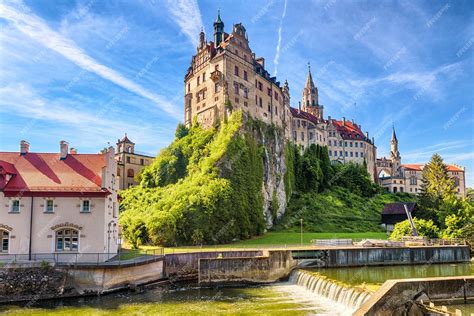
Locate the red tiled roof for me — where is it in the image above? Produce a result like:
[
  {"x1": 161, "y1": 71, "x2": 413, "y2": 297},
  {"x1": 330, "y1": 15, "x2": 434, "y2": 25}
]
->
[
  {"x1": 401, "y1": 164, "x2": 464, "y2": 172},
  {"x1": 331, "y1": 120, "x2": 365, "y2": 140},
  {"x1": 290, "y1": 107, "x2": 319, "y2": 125},
  {"x1": 0, "y1": 152, "x2": 110, "y2": 196}
]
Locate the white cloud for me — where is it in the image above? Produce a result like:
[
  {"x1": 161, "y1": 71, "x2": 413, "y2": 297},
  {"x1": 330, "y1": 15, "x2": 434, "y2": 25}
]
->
[
  {"x1": 0, "y1": 1, "x2": 178, "y2": 118},
  {"x1": 165, "y1": 0, "x2": 203, "y2": 47},
  {"x1": 273, "y1": 0, "x2": 287, "y2": 76}
]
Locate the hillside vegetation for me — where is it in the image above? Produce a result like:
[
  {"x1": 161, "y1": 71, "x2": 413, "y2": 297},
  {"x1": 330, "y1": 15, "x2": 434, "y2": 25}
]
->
[{"x1": 120, "y1": 112, "x2": 267, "y2": 247}]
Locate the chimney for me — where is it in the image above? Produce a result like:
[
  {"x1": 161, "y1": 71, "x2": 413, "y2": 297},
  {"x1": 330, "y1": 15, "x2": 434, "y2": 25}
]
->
[
  {"x1": 70, "y1": 148, "x2": 77, "y2": 155},
  {"x1": 60, "y1": 140, "x2": 68, "y2": 160},
  {"x1": 298, "y1": 101, "x2": 301, "y2": 111},
  {"x1": 342, "y1": 117, "x2": 346, "y2": 125},
  {"x1": 20, "y1": 140, "x2": 29, "y2": 155},
  {"x1": 372, "y1": 137, "x2": 375, "y2": 144}
]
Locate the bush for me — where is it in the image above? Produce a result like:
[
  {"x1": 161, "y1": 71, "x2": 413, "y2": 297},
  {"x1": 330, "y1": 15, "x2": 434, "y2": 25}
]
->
[{"x1": 389, "y1": 218, "x2": 440, "y2": 240}]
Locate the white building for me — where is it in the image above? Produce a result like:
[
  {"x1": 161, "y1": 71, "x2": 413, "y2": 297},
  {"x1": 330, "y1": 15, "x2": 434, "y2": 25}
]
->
[{"x1": 0, "y1": 140, "x2": 119, "y2": 261}]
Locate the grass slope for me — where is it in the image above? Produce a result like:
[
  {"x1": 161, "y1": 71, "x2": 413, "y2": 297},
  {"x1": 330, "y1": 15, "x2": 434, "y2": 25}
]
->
[{"x1": 276, "y1": 186, "x2": 415, "y2": 233}]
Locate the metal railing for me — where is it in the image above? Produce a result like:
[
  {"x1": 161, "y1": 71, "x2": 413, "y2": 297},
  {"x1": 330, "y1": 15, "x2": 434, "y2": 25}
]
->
[{"x1": 0, "y1": 248, "x2": 164, "y2": 267}]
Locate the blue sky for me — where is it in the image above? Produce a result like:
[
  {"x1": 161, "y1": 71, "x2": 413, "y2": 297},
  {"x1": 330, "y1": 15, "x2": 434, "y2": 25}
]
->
[{"x1": 0, "y1": 0, "x2": 473, "y2": 186}]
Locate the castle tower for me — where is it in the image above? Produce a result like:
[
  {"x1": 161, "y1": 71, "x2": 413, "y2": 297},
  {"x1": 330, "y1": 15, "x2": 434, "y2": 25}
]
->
[
  {"x1": 302, "y1": 63, "x2": 323, "y2": 120},
  {"x1": 116, "y1": 133, "x2": 135, "y2": 154},
  {"x1": 213, "y1": 10, "x2": 224, "y2": 47},
  {"x1": 198, "y1": 27, "x2": 206, "y2": 50},
  {"x1": 390, "y1": 126, "x2": 401, "y2": 176}
]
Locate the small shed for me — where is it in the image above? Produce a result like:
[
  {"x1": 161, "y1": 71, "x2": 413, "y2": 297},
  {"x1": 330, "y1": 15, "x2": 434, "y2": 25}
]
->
[{"x1": 381, "y1": 202, "x2": 418, "y2": 233}]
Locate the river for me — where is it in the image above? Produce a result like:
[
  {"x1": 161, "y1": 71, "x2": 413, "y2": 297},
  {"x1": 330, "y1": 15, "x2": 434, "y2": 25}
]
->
[{"x1": 1, "y1": 263, "x2": 472, "y2": 315}]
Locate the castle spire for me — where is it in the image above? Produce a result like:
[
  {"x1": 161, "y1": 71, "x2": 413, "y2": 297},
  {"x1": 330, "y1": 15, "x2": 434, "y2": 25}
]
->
[
  {"x1": 305, "y1": 62, "x2": 315, "y2": 89},
  {"x1": 214, "y1": 9, "x2": 224, "y2": 47},
  {"x1": 391, "y1": 125, "x2": 398, "y2": 143}
]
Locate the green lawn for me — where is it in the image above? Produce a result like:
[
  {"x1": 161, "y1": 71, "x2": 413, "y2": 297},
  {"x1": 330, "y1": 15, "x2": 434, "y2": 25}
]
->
[{"x1": 121, "y1": 231, "x2": 388, "y2": 255}]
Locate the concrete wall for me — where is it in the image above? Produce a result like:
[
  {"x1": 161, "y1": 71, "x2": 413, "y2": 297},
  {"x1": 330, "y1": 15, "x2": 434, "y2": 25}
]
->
[
  {"x1": 165, "y1": 250, "x2": 262, "y2": 280},
  {"x1": 326, "y1": 246, "x2": 470, "y2": 267},
  {"x1": 294, "y1": 246, "x2": 470, "y2": 267},
  {"x1": 355, "y1": 276, "x2": 474, "y2": 316},
  {"x1": 198, "y1": 250, "x2": 296, "y2": 285},
  {"x1": 65, "y1": 259, "x2": 164, "y2": 293}
]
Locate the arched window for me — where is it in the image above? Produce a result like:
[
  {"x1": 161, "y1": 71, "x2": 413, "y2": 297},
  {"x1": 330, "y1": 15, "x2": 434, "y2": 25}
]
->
[
  {"x1": 127, "y1": 169, "x2": 134, "y2": 178},
  {"x1": 453, "y1": 177, "x2": 460, "y2": 187},
  {"x1": 55, "y1": 229, "x2": 79, "y2": 251},
  {"x1": 1, "y1": 230, "x2": 9, "y2": 253}
]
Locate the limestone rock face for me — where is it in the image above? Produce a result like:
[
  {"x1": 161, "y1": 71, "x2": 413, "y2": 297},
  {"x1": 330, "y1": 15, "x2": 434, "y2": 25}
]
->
[{"x1": 247, "y1": 121, "x2": 288, "y2": 228}]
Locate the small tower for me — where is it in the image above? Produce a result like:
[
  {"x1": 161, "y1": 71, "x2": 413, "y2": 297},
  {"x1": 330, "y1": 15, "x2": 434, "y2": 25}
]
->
[
  {"x1": 198, "y1": 27, "x2": 206, "y2": 50},
  {"x1": 390, "y1": 126, "x2": 401, "y2": 176},
  {"x1": 213, "y1": 10, "x2": 224, "y2": 47},
  {"x1": 116, "y1": 133, "x2": 135, "y2": 154},
  {"x1": 302, "y1": 63, "x2": 323, "y2": 120}
]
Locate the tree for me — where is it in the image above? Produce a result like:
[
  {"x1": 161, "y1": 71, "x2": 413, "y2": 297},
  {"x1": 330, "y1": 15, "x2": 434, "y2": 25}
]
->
[
  {"x1": 300, "y1": 144, "x2": 323, "y2": 192},
  {"x1": 175, "y1": 123, "x2": 189, "y2": 139},
  {"x1": 419, "y1": 154, "x2": 456, "y2": 206},
  {"x1": 389, "y1": 218, "x2": 440, "y2": 240}
]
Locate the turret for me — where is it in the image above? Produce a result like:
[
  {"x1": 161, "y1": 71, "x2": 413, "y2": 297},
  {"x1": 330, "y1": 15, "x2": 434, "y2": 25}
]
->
[
  {"x1": 213, "y1": 10, "x2": 224, "y2": 47},
  {"x1": 301, "y1": 62, "x2": 323, "y2": 120},
  {"x1": 198, "y1": 27, "x2": 206, "y2": 50}
]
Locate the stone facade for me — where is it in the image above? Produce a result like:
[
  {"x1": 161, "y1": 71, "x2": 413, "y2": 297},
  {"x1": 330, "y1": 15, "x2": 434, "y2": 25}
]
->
[
  {"x1": 184, "y1": 13, "x2": 291, "y2": 139},
  {"x1": 376, "y1": 128, "x2": 466, "y2": 196},
  {"x1": 185, "y1": 13, "x2": 377, "y2": 180},
  {"x1": 115, "y1": 134, "x2": 154, "y2": 190}
]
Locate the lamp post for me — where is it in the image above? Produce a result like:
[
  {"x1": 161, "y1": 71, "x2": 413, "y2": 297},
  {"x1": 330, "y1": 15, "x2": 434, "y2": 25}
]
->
[{"x1": 300, "y1": 218, "x2": 303, "y2": 247}]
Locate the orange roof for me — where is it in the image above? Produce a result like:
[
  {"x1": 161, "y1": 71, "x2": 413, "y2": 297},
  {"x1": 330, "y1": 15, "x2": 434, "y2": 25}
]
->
[
  {"x1": 290, "y1": 107, "x2": 320, "y2": 124},
  {"x1": 331, "y1": 120, "x2": 366, "y2": 140},
  {"x1": 0, "y1": 152, "x2": 109, "y2": 196},
  {"x1": 401, "y1": 163, "x2": 464, "y2": 172}
]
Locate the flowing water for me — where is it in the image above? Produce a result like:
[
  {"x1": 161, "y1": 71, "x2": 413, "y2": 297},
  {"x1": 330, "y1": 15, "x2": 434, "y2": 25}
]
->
[{"x1": 1, "y1": 263, "x2": 472, "y2": 315}]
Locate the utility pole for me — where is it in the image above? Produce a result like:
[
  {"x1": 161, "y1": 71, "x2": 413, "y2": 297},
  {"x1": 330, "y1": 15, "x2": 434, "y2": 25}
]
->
[{"x1": 300, "y1": 218, "x2": 303, "y2": 247}]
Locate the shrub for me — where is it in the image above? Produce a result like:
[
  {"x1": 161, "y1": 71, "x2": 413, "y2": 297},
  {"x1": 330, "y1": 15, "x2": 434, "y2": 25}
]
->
[{"x1": 389, "y1": 218, "x2": 440, "y2": 240}]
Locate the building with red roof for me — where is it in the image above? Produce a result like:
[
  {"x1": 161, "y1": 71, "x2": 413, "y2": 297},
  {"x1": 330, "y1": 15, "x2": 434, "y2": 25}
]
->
[
  {"x1": 0, "y1": 140, "x2": 119, "y2": 260},
  {"x1": 376, "y1": 129, "x2": 465, "y2": 196}
]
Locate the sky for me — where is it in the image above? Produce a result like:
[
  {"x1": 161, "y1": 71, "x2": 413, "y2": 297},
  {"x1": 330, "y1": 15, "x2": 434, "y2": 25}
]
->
[{"x1": 0, "y1": 0, "x2": 473, "y2": 186}]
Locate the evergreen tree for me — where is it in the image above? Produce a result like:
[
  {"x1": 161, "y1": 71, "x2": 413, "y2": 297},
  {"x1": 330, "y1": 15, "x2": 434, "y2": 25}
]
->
[{"x1": 420, "y1": 154, "x2": 456, "y2": 201}]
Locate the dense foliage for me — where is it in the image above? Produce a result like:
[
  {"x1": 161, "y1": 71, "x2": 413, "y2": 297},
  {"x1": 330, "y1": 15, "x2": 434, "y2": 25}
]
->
[
  {"x1": 120, "y1": 112, "x2": 266, "y2": 247},
  {"x1": 277, "y1": 186, "x2": 413, "y2": 232},
  {"x1": 389, "y1": 218, "x2": 440, "y2": 240},
  {"x1": 416, "y1": 154, "x2": 473, "y2": 238}
]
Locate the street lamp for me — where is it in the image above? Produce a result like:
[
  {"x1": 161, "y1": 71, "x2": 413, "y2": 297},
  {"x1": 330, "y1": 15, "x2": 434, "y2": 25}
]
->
[{"x1": 300, "y1": 218, "x2": 303, "y2": 247}]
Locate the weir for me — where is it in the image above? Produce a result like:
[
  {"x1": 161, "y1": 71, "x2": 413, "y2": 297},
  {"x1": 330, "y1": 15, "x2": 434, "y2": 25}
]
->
[{"x1": 289, "y1": 269, "x2": 372, "y2": 311}]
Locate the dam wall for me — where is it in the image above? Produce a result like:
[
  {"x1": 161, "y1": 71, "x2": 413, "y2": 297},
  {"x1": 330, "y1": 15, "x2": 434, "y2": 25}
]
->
[
  {"x1": 355, "y1": 276, "x2": 474, "y2": 316},
  {"x1": 295, "y1": 245, "x2": 470, "y2": 267},
  {"x1": 165, "y1": 250, "x2": 262, "y2": 280},
  {"x1": 198, "y1": 250, "x2": 295, "y2": 285}
]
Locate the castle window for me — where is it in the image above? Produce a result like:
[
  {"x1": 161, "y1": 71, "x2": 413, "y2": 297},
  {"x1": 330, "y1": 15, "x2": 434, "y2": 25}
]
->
[
  {"x1": 267, "y1": 88, "x2": 271, "y2": 97},
  {"x1": 126, "y1": 157, "x2": 130, "y2": 163},
  {"x1": 244, "y1": 88, "x2": 248, "y2": 98},
  {"x1": 345, "y1": 141, "x2": 348, "y2": 147},
  {"x1": 293, "y1": 131, "x2": 297, "y2": 141},
  {"x1": 244, "y1": 101, "x2": 248, "y2": 107},
  {"x1": 55, "y1": 228, "x2": 79, "y2": 251},
  {"x1": 275, "y1": 106, "x2": 278, "y2": 116},
  {"x1": 268, "y1": 103, "x2": 271, "y2": 113},
  {"x1": 244, "y1": 71, "x2": 248, "y2": 81},
  {"x1": 410, "y1": 177, "x2": 417, "y2": 185},
  {"x1": 355, "y1": 152, "x2": 358, "y2": 157},
  {"x1": 234, "y1": 66, "x2": 239, "y2": 76},
  {"x1": 297, "y1": 120, "x2": 300, "y2": 128},
  {"x1": 235, "y1": 49, "x2": 239, "y2": 56},
  {"x1": 350, "y1": 152, "x2": 353, "y2": 157},
  {"x1": 215, "y1": 83, "x2": 221, "y2": 93},
  {"x1": 187, "y1": 83, "x2": 190, "y2": 93},
  {"x1": 453, "y1": 177, "x2": 460, "y2": 187},
  {"x1": 244, "y1": 54, "x2": 248, "y2": 61},
  {"x1": 140, "y1": 159, "x2": 144, "y2": 165},
  {"x1": 234, "y1": 82, "x2": 239, "y2": 95},
  {"x1": 259, "y1": 97, "x2": 263, "y2": 107},
  {"x1": 274, "y1": 91, "x2": 279, "y2": 100},
  {"x1": 355, "y1": 142, "x2": 358, "y2": 147},
  {"x1": 127, "y1": 169, "x2": 134, "y2": 178},
  {"x1": 339, "y1": 141, "x2": 343, "y2": 146},
  {"x1": 258, "y1": 82, "x2": 263, "y2": 91},
  {"x1": 329, "y1": 150, "x2": 332, "y2": 156},
  {"x1": 334, "y1": 151, "x2": 337, "y2": 157},
  {"x1": 350, "y1": 142, "x2": 353, "y2": 147},
  {"x1": 361, "y1": 152, "x2": 364, "y2": 157},
  {"x1": 202, "y1": 72, "x2": 206, "y2": 81},
  {"x1": 81, "y1": 200, "x2": 90, "y2": 213},
  {"x1": 310, "y1": 132, "x2": 313, "y2": 140},
  {"x1": 235, "y1": 97, "x2": 239, "y2": 103},
  {"x1": 197, "y1": 76, "x2": 200, "y2": 85},
  {"x1": 328, "y1": 140, "x2": 331, "y2": 146}
]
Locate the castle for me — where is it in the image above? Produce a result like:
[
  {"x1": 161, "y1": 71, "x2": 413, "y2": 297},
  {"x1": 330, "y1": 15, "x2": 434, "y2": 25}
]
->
[
  {"x1": 184, "y1": 12, "x2": 377, "y2": 180},
  {"x1": 376, "y1": 127, "x2": 466, "y2": 196}
]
